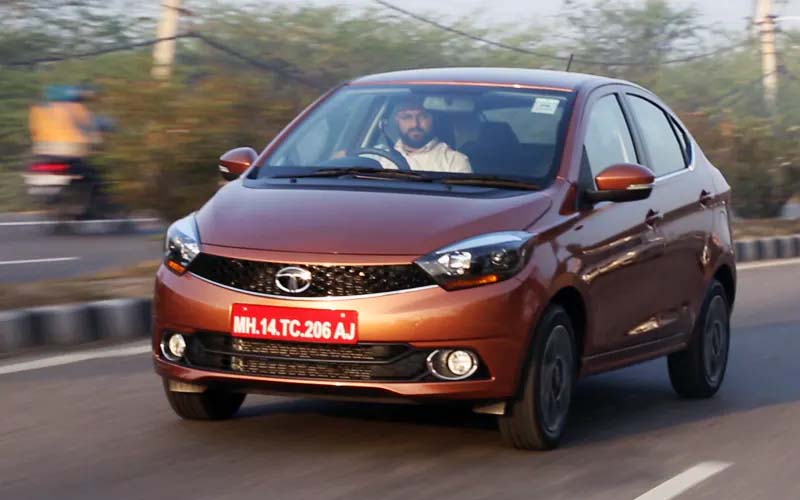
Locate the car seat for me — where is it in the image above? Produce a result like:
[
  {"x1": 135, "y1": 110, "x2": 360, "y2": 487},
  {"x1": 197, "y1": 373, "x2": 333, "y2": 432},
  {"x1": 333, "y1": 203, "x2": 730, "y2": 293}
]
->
[{"x1": 460, "y1": 121, "x2": 521, "y2": 175}]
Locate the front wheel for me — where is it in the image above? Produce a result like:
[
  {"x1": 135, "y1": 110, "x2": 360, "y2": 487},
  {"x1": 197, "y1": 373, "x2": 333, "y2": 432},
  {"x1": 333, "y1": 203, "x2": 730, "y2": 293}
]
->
[
  {"x1": 163, "y1": 380, "x2": 246, "y2": 420},
  {"x1": 668, "y1": 280, "x2": 730, "y2": 398},
  {"x1": 498, "y1": 305, "x2": 576, "y2": 450}
]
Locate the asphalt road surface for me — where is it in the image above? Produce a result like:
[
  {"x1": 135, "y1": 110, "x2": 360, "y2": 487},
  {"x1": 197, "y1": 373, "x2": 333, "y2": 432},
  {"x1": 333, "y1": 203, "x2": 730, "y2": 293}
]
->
[
  {"x1": 0, "y1": 213, "x2": 163, "y2": 284},
  {"x1": 0, "y1": 261, "x2": 799, "y2": 499}
]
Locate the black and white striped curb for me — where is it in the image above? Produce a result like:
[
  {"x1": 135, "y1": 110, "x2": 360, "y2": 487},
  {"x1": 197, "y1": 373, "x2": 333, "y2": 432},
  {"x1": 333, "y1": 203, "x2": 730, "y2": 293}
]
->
[
  {"x1": 735, "y1": 235, "x2": 800, "y2": 262},
  {"x1": 0, "y1": 298, "x2": 152, "y2": 354}
]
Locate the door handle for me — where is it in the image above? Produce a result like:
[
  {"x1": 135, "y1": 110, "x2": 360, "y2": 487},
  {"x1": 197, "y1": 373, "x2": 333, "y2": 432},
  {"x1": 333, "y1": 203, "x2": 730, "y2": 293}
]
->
[
  {"x1": 645, "y1": 209, "x2": 663, "y2": 227},
  {"x1": 699, "y1": 190, "x2": 714, "y2": 207}
]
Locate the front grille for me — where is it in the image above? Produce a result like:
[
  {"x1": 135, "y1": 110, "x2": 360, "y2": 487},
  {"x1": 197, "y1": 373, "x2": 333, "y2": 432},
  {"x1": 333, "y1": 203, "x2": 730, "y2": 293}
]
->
[
  {"x1": 185, "y1": 332, "x2": 432, "y2": 382},
  {"x1": 187, "y1": 253, "x2": 436, "y2": 298},
  {"x1": 230, "y1": 337, "x2": 408, "y2": 362}
]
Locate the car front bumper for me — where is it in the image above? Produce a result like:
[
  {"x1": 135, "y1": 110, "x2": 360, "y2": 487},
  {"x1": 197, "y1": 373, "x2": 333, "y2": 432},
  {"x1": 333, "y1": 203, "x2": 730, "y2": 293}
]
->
[{"x1": 153, "y1": 248, "x2": 543, "y2": 402}]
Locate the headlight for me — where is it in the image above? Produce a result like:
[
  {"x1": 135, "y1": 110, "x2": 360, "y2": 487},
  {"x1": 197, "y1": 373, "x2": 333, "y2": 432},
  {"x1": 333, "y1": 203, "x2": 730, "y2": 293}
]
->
[
  {"x1": 415, "y1": 231, "x2": 534, "y2": 291},
  {"x1": 164, "y1": 214, "x2": 200, "y2": 274}
]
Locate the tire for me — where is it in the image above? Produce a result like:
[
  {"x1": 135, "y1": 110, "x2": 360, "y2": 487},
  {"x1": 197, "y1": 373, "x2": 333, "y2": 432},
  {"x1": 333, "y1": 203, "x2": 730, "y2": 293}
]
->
[
  {"x1": 163, "y1": 380, "x2": 246, "y2": 420},
  {"x1": 668, "y1": 280, "x2": 730, "y2": 398},
  {"x1": 498, "y1": 305, "x2": 577, "y2": 450}
]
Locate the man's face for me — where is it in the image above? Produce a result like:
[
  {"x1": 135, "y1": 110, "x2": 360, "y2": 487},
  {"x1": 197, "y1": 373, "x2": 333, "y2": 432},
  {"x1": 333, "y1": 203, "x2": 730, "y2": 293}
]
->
[{"x1": 395, "y1": 106, "x2": 434, "y2": 149}]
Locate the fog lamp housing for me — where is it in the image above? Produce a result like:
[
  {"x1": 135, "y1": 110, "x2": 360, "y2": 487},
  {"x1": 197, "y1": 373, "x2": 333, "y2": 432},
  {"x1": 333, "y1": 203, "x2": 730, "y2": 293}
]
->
[
  {"x1": 161, "y1": 332, "x2": 187, "y2": 361},
  {"x1": 427, "y1": 349, "x2": 479, "y2": 380}
]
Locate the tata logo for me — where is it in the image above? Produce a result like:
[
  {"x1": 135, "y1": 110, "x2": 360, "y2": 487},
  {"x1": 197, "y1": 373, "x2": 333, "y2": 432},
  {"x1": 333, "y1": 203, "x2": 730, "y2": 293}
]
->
[{"x1": 275, "y1": 267, "x2": 312, "y2": 294}]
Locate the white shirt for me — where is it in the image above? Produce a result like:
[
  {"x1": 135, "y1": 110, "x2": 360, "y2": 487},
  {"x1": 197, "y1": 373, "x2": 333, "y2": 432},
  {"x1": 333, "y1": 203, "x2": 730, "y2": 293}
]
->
[{"x1": 377, "y1": 139, "x2": 472, "y2": 173}]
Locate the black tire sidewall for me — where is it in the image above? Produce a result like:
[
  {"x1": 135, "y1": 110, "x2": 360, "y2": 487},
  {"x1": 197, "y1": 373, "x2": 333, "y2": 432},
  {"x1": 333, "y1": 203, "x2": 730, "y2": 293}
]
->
[
  {"x1": 519, "y1": 306, "x2": 577, "y2": 447},
  {"x1": 698, "y1": 283, "x2": 730, "y2": 390},
  {"x1": 668, "y1": 280, "x2": 731, "y2": 398}
]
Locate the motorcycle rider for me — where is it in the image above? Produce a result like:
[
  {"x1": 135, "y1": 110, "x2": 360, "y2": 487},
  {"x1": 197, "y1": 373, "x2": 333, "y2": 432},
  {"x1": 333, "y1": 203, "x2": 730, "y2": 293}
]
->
[{"x1": 28, "y1": 84, "x2": 109, "y2": 218}]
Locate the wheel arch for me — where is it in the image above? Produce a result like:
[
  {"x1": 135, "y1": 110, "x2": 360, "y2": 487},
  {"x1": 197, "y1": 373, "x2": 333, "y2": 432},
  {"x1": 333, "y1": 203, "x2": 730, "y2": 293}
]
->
[
  {"x1": 548, "y1": 285, "x2": 588, "y2": 371},
  {"x1": 712, "y1": 263, "x2": 736, "y2": 310}
]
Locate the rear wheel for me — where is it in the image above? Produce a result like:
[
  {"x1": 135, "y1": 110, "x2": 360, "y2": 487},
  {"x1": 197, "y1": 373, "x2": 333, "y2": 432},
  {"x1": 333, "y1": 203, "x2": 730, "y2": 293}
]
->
[
  {"x1": 668, "y1": 280, "x2": 730, "y2": 398},
  {"x1": 163, "y1": 380, "x2": 246, "y2": 420},
  {"x1": 498, "y1": 305, "x2": 576, "y2": 450}
]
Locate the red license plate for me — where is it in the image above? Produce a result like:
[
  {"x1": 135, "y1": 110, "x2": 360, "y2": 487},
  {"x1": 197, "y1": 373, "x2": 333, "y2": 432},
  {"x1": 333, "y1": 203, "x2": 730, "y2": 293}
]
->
[{"x1": 230, "y1": 304, "x2": 358, "y2": 344}]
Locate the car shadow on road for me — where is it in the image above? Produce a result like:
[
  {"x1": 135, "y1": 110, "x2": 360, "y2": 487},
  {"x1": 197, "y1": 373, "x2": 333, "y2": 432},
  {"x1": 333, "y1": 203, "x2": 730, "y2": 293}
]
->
[{"x1": 178, "y1": 323, "x2": 800, "y2": 451}]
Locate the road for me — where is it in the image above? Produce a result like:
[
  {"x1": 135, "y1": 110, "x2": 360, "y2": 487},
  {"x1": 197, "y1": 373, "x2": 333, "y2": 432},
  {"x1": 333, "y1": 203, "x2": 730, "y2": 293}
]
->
[
  {"x1": 0, "y1": 213, "x2": 163, "y2": 283},
  {"x1": 0, "y1": 261, "x2": 799, "y2": 499}
]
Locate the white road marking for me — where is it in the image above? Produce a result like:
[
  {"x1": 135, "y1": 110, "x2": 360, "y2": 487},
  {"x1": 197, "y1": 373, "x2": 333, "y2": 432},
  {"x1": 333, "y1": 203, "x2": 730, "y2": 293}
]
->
[
  {"x1": 634, "y1": 461, "x2": 732, "y2": 500},
  {"x1": 0, "y1": 341, "x2": 151, "y2": 376},
  {"x1": 737, "y1": 258, "x2": 800, "y2": 271},
  {"x1": 0, "y1": 217, "x2": 158, "y2": 227},
  {"x1": 0, "y1": 257, "x2": 79, "y2": 266}
]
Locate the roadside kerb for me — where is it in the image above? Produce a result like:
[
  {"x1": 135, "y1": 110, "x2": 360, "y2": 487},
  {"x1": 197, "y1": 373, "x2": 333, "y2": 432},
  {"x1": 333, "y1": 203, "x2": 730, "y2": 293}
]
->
[
  {"x1": 89, "y1": 298, "x2": 152, "y2": 341},
  {"x1": 29, "y1": 303, "x2": 96, "y2": 346},
  {"x1": 0, "y1": 298, "x2": 153, "y2": 354},
  {"x1": 0, "y1": 310, "x2": 35, "y2": 352},
  {"x1": 735, "y1": 235, "x2": 800, "y2": 262}
]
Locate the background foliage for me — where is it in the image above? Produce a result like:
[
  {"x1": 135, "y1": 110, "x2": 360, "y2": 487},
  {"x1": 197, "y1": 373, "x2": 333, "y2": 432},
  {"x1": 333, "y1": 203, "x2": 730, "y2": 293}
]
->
[{"x1": 1, "y1": 0, "x2": 799, "y2": 219}]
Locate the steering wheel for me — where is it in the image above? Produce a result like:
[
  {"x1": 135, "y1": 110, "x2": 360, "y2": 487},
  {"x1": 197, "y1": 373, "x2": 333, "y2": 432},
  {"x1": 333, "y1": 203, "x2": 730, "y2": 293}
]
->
[{"x1": 352, "y1": 147, "x2": 412, "y2": 172}]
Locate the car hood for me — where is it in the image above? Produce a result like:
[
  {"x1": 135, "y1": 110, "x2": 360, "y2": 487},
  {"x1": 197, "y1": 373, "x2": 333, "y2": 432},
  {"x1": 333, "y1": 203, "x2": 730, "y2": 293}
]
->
[{"x1": 195, "y1": 182, "x2": 552, "y2": 256}]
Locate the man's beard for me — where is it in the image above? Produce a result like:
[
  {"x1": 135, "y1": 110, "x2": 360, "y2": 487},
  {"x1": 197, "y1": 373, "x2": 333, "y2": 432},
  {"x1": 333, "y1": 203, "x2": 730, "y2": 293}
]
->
[{"x1": 400, "y1": 128, "x2": 433, "y2": 149}]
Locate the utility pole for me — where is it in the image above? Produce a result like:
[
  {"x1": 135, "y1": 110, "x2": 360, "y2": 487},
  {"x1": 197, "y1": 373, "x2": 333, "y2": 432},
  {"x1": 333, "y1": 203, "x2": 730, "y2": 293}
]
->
[
  {"x1": 755, "y1": 0, "x2": 779, "y2": 116},
  {"x1": 152, "y1": 0, "x2": 182, "y2": 80}
]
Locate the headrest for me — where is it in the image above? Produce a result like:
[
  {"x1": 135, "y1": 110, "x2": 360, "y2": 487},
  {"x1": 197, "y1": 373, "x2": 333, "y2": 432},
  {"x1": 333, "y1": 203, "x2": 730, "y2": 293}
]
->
[{"x1": 479, "y1": 122, "x2": 519, "y2": 148}]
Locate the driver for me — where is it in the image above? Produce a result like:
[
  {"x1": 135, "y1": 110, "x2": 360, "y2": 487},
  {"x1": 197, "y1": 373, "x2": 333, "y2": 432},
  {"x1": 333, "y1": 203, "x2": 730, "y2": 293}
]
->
[{"x1": 377, "y1": 96, "x2": 472, "y2": 173}]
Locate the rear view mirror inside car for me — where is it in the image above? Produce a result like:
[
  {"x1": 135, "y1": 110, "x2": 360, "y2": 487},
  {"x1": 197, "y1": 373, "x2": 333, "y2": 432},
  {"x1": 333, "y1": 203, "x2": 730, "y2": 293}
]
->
[{"x1": 423, "y1": 95, "x2": 475, "y2": 112}]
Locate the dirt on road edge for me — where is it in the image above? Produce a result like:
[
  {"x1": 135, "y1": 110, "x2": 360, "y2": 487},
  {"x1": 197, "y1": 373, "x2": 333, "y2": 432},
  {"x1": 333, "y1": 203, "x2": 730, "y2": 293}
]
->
[{"x1": 2, "y1": 260, "x2": 159, "y2": 311}]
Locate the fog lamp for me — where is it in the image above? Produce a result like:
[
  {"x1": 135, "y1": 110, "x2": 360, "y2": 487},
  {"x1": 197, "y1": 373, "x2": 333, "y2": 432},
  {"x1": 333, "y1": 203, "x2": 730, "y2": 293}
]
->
[
  {"x1": 427, "y1": 349, "x2": 479, "y2": 380},
  {"x1": 446, "y1": 350, "x2": 476, "y2": 377},
  {"x1": 162, "y1": 333, "x2": 187, "y2": 361}
]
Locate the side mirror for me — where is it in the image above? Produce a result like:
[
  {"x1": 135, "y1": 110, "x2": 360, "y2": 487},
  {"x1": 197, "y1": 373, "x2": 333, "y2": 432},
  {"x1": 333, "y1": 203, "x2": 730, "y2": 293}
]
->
[
  {"x1": 218, "y1": 147, "x2": 257, "y2": 181},
  {"x1": 585, "y1": 163, "x2": 655, "y2": 203}
]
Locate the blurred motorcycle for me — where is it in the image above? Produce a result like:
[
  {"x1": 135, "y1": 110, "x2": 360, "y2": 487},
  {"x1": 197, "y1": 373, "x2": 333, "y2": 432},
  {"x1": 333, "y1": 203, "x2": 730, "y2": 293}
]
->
[
  {"x1": 23, "y1": 157, "x2": 117, "y2": 223},
  {"x1": 26, "y1": 83, "x2": 120, "y2": 226}
]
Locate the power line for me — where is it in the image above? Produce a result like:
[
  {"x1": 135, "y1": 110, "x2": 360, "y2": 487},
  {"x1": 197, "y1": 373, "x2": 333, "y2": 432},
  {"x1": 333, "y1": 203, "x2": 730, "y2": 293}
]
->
[
  {"x1": 0, "y1": 32, "x2": 324, "y2": 89},
  {"x1": 0, "y1": 35, "x2": 191, "y2": 67},
  {"x1": 372, "y1": 0, "x2": 751, "y2": 67},
  {"x1": 702, "y1": 70, "x2": 781, "y2": 106},
  {"x1": 372, "y1": 0, "x2": 566, "y2": 63},
  {"x1": 188, "y1": 33, "x2": 323, "y2": 88}
]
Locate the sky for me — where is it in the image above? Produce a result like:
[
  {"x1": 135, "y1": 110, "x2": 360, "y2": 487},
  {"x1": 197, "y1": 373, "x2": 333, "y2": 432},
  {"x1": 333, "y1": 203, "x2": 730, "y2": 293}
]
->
[{"x1": 270, "y1": 0, "x2": 800, "y2": 33}]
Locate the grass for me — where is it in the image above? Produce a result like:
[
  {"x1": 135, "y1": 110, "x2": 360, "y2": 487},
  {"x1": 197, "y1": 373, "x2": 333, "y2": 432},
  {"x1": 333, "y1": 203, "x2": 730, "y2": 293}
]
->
[
  {"x1": 732, "y1": 218, "x2": 800, "y2": 239},
  {"x1": 1, "y1": 260, "x2": 159, "y2": 311}
]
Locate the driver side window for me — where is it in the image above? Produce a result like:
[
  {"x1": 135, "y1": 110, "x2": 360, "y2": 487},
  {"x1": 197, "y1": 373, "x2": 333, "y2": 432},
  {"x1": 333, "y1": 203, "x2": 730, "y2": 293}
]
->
[
  {"x1": 583, "y1": 94, "x2": 637, "y2": 178},
  {"x1": 294, "y1": 119, "x2": 330, "y2": 165}
]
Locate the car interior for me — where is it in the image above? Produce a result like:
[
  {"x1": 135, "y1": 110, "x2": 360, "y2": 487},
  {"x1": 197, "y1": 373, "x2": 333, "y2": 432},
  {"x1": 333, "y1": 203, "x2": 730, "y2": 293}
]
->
[{"x1": 371, "y1": 94, "x2": 562, "y2": 178}]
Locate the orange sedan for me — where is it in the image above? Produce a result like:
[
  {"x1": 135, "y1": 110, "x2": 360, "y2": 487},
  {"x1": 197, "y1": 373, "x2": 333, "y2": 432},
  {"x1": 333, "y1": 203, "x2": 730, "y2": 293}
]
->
[{"x1": 154, "y1": 68, "x2": 735, "y2": 450}]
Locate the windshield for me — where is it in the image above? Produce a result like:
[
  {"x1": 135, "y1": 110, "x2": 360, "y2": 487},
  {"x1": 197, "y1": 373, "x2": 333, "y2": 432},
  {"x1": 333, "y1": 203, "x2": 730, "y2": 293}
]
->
[{"x1": 260, "y1": 84, "x2": 575, "y2": 186}]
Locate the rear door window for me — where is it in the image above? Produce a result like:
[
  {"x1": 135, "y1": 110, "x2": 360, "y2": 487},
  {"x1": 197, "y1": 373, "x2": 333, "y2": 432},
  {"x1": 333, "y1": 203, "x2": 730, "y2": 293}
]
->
[
  {"x1": 668, "y1": 115, "x2": 691, "y2": 165},
  {"x1": 627, "y1": 95, "x2": 687, "y2": 176},
  {"x1": 583, "y1": 94, "x2": 637, "y2": 178}
]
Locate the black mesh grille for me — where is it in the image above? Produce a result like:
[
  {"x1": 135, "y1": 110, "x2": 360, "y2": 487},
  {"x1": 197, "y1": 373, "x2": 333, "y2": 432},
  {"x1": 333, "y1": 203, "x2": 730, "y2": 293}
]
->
[
  {"x1": 229, "y1": 356, "x2": 430, "y2": 381},
  {"x1": 229, "y1": 338, "x2": 408, "y2": 362},
  {"x1": 185, "y1": 333, "x2": 431, "y2": 382},
  {"x1": 188, "y1": 253, "x2": 436, "y2": 297}
]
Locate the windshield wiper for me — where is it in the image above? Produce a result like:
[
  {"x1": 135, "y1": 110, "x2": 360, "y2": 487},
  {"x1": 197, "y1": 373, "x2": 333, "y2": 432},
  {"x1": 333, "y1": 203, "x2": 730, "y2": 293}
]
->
[
  {"x1": 437, "y1": 175, "x2": 542, "y2": 190},
  {"x1": 273, "y1": 167, "x2": 432, "y2": 181}
]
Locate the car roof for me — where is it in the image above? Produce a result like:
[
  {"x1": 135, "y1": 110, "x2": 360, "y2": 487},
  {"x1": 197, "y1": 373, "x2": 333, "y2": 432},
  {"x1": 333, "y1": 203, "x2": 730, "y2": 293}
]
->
[{"x1": 349, "y1": 67, "x2": 632, "y2": 93}]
